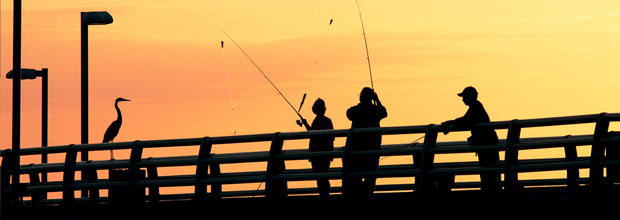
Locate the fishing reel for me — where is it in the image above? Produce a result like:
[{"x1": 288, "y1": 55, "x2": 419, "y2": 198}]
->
[{"x1": 296, "y1": 119, "x2": 307, "y2": 127}]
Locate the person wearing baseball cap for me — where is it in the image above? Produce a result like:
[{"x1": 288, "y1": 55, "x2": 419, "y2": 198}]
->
[{"x1": 440, "y1": 86, "x2": 501, "y2": 192}]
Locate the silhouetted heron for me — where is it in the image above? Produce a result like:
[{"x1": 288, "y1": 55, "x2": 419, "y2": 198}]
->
[{"x1": 103, "y1": 97, "x2": 130, "y2": 160}]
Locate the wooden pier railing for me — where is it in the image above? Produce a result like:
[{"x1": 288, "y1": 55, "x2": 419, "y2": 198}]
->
[{"x1": 2, "y1": 112, "x2": 620, "y2": 209}]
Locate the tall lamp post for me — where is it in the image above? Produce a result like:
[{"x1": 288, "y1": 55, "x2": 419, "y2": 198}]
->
[
  {"x1": 11, "y1": 0, "x2": 23, "y2": 209},
  {"x1": 81, "y1": 11, "x2": 113, "y2": 156},
  {"x1": 6, "y1": 68, "x2": 49, "y2": 186},
  {"x1": 81, "y1": 11, "x2": 112, "y2": 199}
]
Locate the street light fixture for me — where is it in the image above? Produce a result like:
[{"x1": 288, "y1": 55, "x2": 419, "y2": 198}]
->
[
  {"x1": 81, "y1": 11, "x2": 113, "y2": 155},
  {"x1": 80, "y1": 11, "x2": 113, "y2": 200},
  {"x1": 6, "y1": 68, "x2": 48, "y2": 200},
  {"x1": 6, "y1": 68, "x2": 44, "y2": 79},
  {"x1": 6, "y1": 68, "x2": 48, "y2": 185}
]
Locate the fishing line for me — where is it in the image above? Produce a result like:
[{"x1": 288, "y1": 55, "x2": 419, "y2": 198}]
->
[
  {"x1": 222, "y1": 31, "x2": 304, "y2": 121},
  {"x1": 253, "y1": 181, "x2": 264, "y2": 198},
  {"x1": 220, "y1": 41, "x2": 237, "y2": 135},
  {"x1": 379, "y1": 135, "x2": 426, "y2": 161},
  {"x1": 355, "y1": 0, "x2": 374, "y2": 90}
]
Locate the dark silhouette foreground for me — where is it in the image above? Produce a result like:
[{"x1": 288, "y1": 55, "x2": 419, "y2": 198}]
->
[
  {"x1": 344, "y1": 87, "x2": 387, "y2": 199},
  {"x1": 298, "y1": 98, "x2": 334, "y2": 198},
  {"x1": 440, "y1": 86, "x2": 501, "y2": 192}
]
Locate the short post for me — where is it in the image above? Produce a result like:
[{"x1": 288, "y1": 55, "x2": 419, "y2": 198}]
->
[
  {"x1": 504, "y1": 120, "x2": 521, "y2": 193},
  {"x1": 126, "y1": 141, "x2": 145, "y2": 204},
  {"x1": 86, "y1": 168, "x2": 99, "y2": 201},
  {"x1": 195, "y1": 137, "x2": 212, "y2": 200},
  {"x1": 210, "y1": 163, "x2": 222, "y2": 199},
  {"x1": 146, "y1": 165, "x2": 159, "y2": 204},
  {"x1": 1, "y1": 151, "x2": 13, "y2": 218},
  {"x1": 417, "y1": 124, "x2": 438, "y2": 193},
  {"x1": 589, "y1": 113, "x2": 609, "y2": 188},
  {"x1": 62, "y1": 145, "x2": 77, "y2": 206},
  {"x1": 564, "y1": 144, "x2": 578, "y2": 189},
  {"x1": 341, "y1": 129, "x2": 354, "y2": 198},
  {"x1": 265, "y1": 133, "x2": 286, "y2": 200},
  {"x1": 27, "y1": 173, "x2": 43, "y2": 204}
]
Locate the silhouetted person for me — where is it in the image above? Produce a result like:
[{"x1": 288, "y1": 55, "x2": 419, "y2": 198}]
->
[
  {"x1": 440, "y1": 87, "x2": 501, "y2": 192},
  {"x1": 344, "y1": 87, "x2": 387, "y2": 199},
  {"x1": 103, "y1": 97, "x2": 131, "y2": 160},
  {"x1": 297, "y1": 98, "x2": 334, "y2": 198}
]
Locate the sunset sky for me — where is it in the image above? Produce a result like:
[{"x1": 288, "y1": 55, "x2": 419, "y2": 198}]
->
[{"x1": 2, "y1": 1, "x2": 620, "y2": 189}]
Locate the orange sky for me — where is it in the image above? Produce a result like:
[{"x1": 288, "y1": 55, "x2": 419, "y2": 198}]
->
[{"x1": 2, "y1": 0, "x2": 620, "y2": 192}]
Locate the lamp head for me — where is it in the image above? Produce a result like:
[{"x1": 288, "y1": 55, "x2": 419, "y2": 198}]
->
[
  {"x1": 6, "y1": 69, "x2": 39, "y2": 80},
  {"x1": 82, "y1": 11, "x2": 113, "y2": 25}
]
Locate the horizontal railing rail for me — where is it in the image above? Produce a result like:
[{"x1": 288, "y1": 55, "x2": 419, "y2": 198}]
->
[{"x1": 1, "y1": 112, "x2": 620, "y2": 209}]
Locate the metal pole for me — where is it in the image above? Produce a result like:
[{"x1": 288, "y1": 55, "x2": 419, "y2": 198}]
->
[
  {"x1": 41, "y1": 69, "x2": 48, "y2": 186},
  {"x1": 80, "y1": 13, "x2": 89, "y2": 159},
  {"x1": 12, "y1": 0, "x2": 22, "y2": 207},
  {"x1": 80, "y1": 13, "x2": 90, "y2": 199}
]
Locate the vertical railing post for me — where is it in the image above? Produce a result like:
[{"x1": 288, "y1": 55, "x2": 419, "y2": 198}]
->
[
  {"x1": 62, "y1": 145, "x2": 77, "y2": 206},
  {"x1": 412, "y1": 140, "x2": 421, "y2": 192},
  {"x1": 265, "y1": 133, "x2": 286, "y2": 200},
  {"x1": 1, "y1": 150, "x2": 13, "y2": 218},
  {"x1": 341, "y1": 129, "x2": 355, "y2": 198},
  {"x1": 590, "y1": 113, "x2": 609, "y2": 188},
  {"x1": 504, "y1": 120, "x2": 521, "y2": 193},
  {"x1": 146, "y1": 165, "x2": 159, "y2": 204},
  {"x1": 564, "y1": 144, "x2": 578, "y2": 189},
  {"x1": 195, "y1": 137, "x2": 212, "y2": 200},
  {"x1": 27, "y1": 173, "x2": 42, "y2": 204},
  {"x1": 86, "y1": 168, "x2": 99, "y2": 201},
  {"x1": 127, "y1": 141, "x2": 145, "y2": 204},
  {"x1": 210, "y1": 163, "x2": 222, "y2": 199},
  {"x1": 417, "y1": 124, "x2": 438, "y2": 193}
]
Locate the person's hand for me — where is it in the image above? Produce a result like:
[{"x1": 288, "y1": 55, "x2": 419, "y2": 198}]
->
[
  {"x1": 440, "y1": 122, "x2": 450, "y2": 135},
  {"x1": 296, "y1": 119, "x2": 308, "y2": 127}
]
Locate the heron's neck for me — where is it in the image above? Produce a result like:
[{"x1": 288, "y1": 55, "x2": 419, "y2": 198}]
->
[{"x1": 115, "y1": 101, "x2": 123, "y2": 122}]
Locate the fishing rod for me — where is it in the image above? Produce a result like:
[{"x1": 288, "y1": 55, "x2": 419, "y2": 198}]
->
[
  {"x1": 355, "y1": 0, "x2": 374, "y2": 90},
  {"x1": 222, "y1": 31, "x2": 306, "y2": 123},
  {"x1": 220, "y1": 41, "x2": 237, "y2": 135}
]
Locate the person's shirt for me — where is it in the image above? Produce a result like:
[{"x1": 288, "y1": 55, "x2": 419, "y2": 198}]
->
[
  {"x1": 346, "y1": 102, "x2": 387, "y2": 128},
  {"x1": 448, "y1": 100, "x2": 498, "y2": 144},
  {"x1": 308, "y1": 115, "x2": 334, "y2": 152},
  {"x1": 346, "y1": 102, "x2": 387, "y2": 150}
]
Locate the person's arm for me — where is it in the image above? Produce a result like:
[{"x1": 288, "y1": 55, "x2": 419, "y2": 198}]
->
[
  {"x1": 373, "y1": 92, "x2": 388, "y2": 119},
  {"x1": 347, "y1": 106, "x2": 357, "y2": 121},
  {"x1": 441, "y1": 107, "x2": 474, "y2": 134}
]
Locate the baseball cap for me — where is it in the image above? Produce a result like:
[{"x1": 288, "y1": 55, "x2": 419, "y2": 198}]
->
[{"x1": 457, "y1": 86, "x2": 478, "y2": 97}]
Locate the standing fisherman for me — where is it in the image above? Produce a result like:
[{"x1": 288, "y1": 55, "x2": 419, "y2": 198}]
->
[
  {"x1": 440, "y1": 86, "x2": 501, "y2": 192},
  {"x1": 297, "y1": 98, "x2": 334, "y2": 198},
  {"x1": 344, "y1": 87, "x2": 387, "y2": 199}
]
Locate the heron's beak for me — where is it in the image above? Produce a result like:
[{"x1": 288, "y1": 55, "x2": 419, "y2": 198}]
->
[{"x1": 120, "y1": 98, "x2": 131, "y2": 102}]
